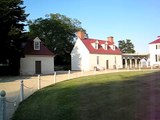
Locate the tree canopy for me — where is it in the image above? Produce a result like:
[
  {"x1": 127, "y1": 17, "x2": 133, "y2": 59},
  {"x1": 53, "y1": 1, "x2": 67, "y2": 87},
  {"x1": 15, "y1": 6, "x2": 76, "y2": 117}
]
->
[
  {"x1": 118, "y1": 39, "x2": 135, "y2": 53},
  {"x1": 0, "y1": 0, "x2": 28, "y2": 75},
  {"x1": 28, "y1": 13, "x2": 86, "y2": 66}
]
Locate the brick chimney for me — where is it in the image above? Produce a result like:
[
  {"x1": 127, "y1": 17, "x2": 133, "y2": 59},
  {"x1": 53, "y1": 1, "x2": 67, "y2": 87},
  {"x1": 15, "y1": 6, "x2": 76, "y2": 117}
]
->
[
  {"x1": 76, "y1": 30, "x2": 85, "y2": 40},
  {"x1": 107, "y1": 36, "x2": 114, "y2": 44}
]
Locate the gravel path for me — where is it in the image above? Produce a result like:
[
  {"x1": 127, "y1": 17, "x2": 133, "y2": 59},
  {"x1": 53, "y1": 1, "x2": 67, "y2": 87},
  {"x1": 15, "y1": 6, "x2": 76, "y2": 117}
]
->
[{"x1": 135, "y1": 72, "x2": 160, "y2": 120}]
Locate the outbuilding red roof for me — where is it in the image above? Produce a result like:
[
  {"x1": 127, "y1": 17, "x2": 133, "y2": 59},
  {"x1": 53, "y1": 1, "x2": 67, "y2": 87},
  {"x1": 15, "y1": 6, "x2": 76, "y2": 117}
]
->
[
  {"x1": 23, "y1": 39, "x2": 54, "y2": 56},
  {"x1": 81, "y1": 38, "x2": 122, "y2": 55},
  {"x1": 149, "y1": 38, "x2": 160, "y2": 44},
  {"x1": 149, "y1": 37, "x2": 160, "y2": 44}
]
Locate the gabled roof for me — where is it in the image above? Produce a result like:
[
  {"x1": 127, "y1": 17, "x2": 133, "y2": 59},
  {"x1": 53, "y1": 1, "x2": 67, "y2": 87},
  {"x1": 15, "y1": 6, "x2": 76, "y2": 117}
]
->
[
  {"x1": 23, "y1": 38, "x2": 54, "y2": 56},
  {"x1": 149, "y1": 36, "x2": 160, "y2": 44},
  {"x1": 81, "y1": 38, "x2": 122, "y2": 55}
]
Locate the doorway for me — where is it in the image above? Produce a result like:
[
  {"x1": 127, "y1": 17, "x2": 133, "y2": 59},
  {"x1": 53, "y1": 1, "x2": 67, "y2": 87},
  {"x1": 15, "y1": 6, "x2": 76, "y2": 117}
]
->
[{"x1": 35, "y1": 61, "x2": 41, "y2": 74}]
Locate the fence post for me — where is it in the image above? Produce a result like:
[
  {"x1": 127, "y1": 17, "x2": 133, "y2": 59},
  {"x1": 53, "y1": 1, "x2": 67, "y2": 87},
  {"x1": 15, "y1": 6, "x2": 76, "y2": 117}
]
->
[
  {"x1": 0, "y1": 90, "x2": 6, "y2": 120},
  {"x1": 68, "y1": 70, "x2": 70, "y2": 79},
  {"x1": 20, "y1": 80, "x2": 24, "y2": 102},
  {"x1": 38, "y1": 75, "x2": 41, "y2": 90},
  {"x1": 53, "y1": 72, "x2": 56, "y2": 84}
]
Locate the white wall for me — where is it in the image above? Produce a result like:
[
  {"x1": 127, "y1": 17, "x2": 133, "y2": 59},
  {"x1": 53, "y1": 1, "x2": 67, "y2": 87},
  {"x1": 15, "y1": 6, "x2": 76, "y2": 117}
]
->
[
  {"x1": 89, "y1": 54, "x2": 122, "y2": 70},
  {"x1": 71, "y1": 38, "x2": 90, "y2": 71},
  {"x1": 149, "y1": 43, "x2": 160, "y2": 66},
  {"x1": 20, "y1": 55, "x2": 54, "y2": 75}
]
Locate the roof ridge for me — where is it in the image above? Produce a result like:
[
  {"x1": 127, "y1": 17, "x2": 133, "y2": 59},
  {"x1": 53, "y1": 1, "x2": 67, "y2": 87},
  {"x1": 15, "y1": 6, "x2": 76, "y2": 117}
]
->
[{"x1": 84, "y1": 38, "x2": 106, "y2": 41}]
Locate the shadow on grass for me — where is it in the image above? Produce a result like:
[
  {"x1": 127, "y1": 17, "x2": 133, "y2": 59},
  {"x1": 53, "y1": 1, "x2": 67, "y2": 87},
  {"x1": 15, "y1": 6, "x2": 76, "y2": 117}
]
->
[{"x1": 12, "y1": 71, "x2": 160, "y2": 120}]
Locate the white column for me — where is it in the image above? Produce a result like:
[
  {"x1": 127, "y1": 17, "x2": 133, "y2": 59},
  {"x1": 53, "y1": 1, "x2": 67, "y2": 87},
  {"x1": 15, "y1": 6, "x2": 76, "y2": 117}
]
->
[
  {"x1": 135, "y1": 59, "x2": 137, "y2": 68},
  {"x1": 130, "y1": 59, "x2": 132, "y2": 69},
  {"x1": 125, "y1": 59, "x2": 128, "y2": 68}
]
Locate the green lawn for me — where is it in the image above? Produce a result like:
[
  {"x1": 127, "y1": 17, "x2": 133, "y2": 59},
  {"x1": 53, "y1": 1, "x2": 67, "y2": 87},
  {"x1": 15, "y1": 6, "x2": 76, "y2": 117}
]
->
[{"x1": 12, "y1": 70, "x2": 158, "y2": 120}]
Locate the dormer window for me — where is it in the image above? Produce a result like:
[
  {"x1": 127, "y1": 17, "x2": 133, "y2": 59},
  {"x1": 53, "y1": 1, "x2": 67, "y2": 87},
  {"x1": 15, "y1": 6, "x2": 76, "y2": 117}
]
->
[
  {"x1": 95, "y1": 40, "x2": 99, "y2": 49},
  {"x1": 105, "y1": 41, "x2": 108, "y2": 50},
  {"x1": 109, "y1": 44, "x2": 116, "y2": 50},
  {"x1": 113, "y1": 45, "x2": 115, "y2": 50},
  {"x1": 34, "y1": 41, "x2": 40, "y2": 50},
  {"x1": 33, "y1": 37, "x2": 41, "y2": 50}
]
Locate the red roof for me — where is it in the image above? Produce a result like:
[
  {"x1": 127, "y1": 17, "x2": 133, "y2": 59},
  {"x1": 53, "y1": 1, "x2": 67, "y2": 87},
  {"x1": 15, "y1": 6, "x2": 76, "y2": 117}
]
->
[
  {"x1": 24, "y1": 39, "x2": 54, "y2": 56},
  {"x1": 81, "y1": 38, "x2": 122, "y2": 55},
  {"x1": 149, "y1": 37, "x2": 160, "y2": 44}
]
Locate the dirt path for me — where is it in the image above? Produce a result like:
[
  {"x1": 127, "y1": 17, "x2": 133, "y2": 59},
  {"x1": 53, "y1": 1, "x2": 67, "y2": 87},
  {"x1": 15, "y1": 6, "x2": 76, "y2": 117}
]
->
[{"x1": 135, "y1": 72, "x2": 160, "y2": 120}]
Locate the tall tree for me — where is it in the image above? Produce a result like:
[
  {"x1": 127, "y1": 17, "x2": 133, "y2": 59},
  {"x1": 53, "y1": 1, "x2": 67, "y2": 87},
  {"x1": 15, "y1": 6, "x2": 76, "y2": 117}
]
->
[
  {"x1": 28, "y1": 13, "x2": 86, "y2": 66},
  {"x1": 118, "y1": 39, "x2": 135, "y2": 53},
  {"x1": 0, "y1": 0, "x2": 28, "y2": 75}
]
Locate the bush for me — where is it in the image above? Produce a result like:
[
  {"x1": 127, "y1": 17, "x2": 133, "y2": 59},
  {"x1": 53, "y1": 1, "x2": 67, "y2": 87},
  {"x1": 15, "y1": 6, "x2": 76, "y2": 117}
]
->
[{"x1": 63, "y1": 65, "x2": 71, "y2": 70}]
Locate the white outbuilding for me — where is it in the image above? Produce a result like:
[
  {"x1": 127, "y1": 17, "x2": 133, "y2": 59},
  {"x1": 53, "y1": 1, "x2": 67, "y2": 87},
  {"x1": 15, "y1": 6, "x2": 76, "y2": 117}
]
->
[
  {"x1": 20, "y1": 37, "x2": 55, "y2": 75},
  {"x1": 149, "y1": 36, "x2": 160, "y2": 68},
  {"x1": 71, "y1": 31, "x2": 122, "y2": 71}
]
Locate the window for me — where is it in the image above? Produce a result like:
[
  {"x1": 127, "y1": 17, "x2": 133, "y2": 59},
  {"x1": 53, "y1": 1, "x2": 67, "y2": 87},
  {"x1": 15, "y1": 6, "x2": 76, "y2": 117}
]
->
[
  {"x1": 105, "y1": 44, "x2": 108, "y2": 50},
  {"x1": 34, "y1": 41, "x2": 40, "y2": 50},
  {"x1": 97, "y1": 56, "x2": 99, "y2": 65},
  {"x1": 156, "y1": 44, "x2": 160, "y2": 49},
  {"x1": 155, "y1": 54, "x2": 158, "y2": 62},
  {"x1": 113, "y1": 45, "x2": 115, "y2": 50},
  {"x1": 95, "y1": 40, "x2": 99, "y2": 49},
  {"x1": 95, "y1": 43, "x2": 98, "y2": 49},
  {"x1": 114, "y1": 56, "x2": 117, "y2": 64},
  {"x1": 158, "y1": 55, "x2": 160, "y2": 61},
  {"x1": 105, "y1": 41, "x2": 108, "y2": 50},
  {"x1": 155, "y1": 54, "x2": 160, "y2": 62}
]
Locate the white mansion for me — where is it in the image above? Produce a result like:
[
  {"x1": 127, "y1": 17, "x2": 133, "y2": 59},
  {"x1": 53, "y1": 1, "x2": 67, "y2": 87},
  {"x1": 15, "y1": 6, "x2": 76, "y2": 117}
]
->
[{"x1": 71, "y1": 31, "x2": 160, "y2": 71}]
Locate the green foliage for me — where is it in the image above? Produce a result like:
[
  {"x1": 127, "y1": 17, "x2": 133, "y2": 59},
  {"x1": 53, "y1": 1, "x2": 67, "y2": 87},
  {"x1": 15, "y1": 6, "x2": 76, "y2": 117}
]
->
[
  {"x1": 28, "y1": 13, "x2": 86, "y2": 65},
  {"x1": 118, "y1": 39, "x2": 135, "y2": 53},
  {"x1": 12, "y1": 71, "x2": 153, "y2": 120},
  {"x1": 0, "y1": 0, "x2": 28, "y2": 75}
]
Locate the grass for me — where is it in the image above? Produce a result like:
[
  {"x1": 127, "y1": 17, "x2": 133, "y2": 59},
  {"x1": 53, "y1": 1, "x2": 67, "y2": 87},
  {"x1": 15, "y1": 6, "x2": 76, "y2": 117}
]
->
[{"x1": 12, "y1": 70, "x2": 158, "y2": 120}]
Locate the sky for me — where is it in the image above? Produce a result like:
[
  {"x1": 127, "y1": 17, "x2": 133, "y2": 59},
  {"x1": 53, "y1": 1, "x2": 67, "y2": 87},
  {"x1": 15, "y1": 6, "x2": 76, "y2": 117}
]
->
[{"x1": 24, "y1": 0, "x2": 160, "y2": 53}]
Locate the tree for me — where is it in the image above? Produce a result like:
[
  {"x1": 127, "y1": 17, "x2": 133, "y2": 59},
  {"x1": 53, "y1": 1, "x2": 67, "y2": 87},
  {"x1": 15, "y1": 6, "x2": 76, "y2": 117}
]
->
[
  {"x1": 0, "y1": 0, "x2": 28, "y2": 75},
  {"x1": 28, "y1": 13, "x2": 86, "y2": 66},
  {"x1": 118, "y1": 39, "x2": 135, "y2": 53}
]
